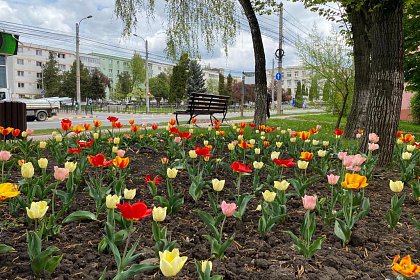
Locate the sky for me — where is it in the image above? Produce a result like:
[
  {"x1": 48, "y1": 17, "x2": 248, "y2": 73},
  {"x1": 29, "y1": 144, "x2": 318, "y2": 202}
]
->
[{"x1": 0, "y1": 0, "x2": 335, "y2": 76}]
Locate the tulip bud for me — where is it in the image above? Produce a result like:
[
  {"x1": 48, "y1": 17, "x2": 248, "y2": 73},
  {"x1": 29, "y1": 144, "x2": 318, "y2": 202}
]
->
[
  {"x1": 215, "y1": 131, "x2": 220, "y2": 136},
  {"x1": 153, "y1": 206, "x2": 167, "y2": 222},
  {"x1": 290, "y1": 137, "x2": 297, "y2": 143},
  {"x1": 262, "y1": 190, "x2": 276, "y2": 203},
  {"x1": 407, "y1": 145, "x2": 415, "y2": 152},
  {"x1": 113, "y1": 137, "x2": 120, "y2": 144},
  {"x1": 93, "y1": 132, "x2": 99, "y2": 139},
  {"x1": 255, "y1": 130, "x2": 260, "y2": 134},
  {"x1": 274, "y1": 180, "x2": 289, "y2": 191},
  {"x1": 112, "y1": 146, "x2": 118, "y2": 153},
  {"x1": 312, "y1": 140, "x2": 319, "y2": 146},
  {"x1": 254, "y1": 148, "x2": 261, "y2": 155},
  {"x1": 21, "y1": 162, "x2": 34, "y2": 178},
  {"x1": 249, "y1": 139, "x2": 256, "y2": 145},
  {"x1": 238, "y1": 135, "x2": 243, "y2": 141},
  {"x1": 203, "y1": 140, "x2": 209, "y2": 146},
  {"x1": 323, "y1": 141, "x2": 329, "y2": 147},
  {"x1": 227, "y1": 143, "x2": 235, "y2": 151},
  {"x1": 189, "y1": 150, "x2": 198, "y2": 159},
  {"x1": 189, "y1": 128, "x2": 194, "y2": 134},
  {"x1": 397, "y1": 139, "x2": 403, "y2": 145},
  {"x1": 21, "y1": 131, "x2": 27, "y2": 138},
  {"x1": 39, "y1": 141, "x2": 47, "y2": 149},
  {"x1": 201, "y1": 260, "x2": 213, "y2": 273},
  {"x1": 260, "y1": 136, "x2": 266, "y2": 140},
  {"x1": 161, "y1": 157, "x2": 169, "y2": 164},
  {"x1": 276, "y1": 142, "x2": 283, "y2": 148},
  {"x1": 302, "y1": 195, "x2": 316, "y2": 210},
  {"x1": 317, "y1": 150, "x2": 327, "y2": 157},
  {"x1": 124, "y1": 188, "x2": 136, "y2": 200},
  {"x1": 208, "y1": 126, "x2": 212, "y2": 131},
  {"x1": 256, "y1": 204, "x2": 262, "y2": 211},
  {"x1": 65, "y1": 161, "x2": 77, "y2": 173},
  {"x1": 105, "y1": 194, "x2": 121, "y2": 209},
  {"x1": 38, "y1": 158, "x2": 48, "y2": 169},
  {"x1": 261, "y1": 131, "x2": 266, "y2": 136}
]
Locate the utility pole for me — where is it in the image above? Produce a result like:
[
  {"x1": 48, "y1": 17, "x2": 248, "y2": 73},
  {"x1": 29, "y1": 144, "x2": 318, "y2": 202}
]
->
[
  {"x1": 145, "y1": 39, "x2": 149, "y2": 113},
  {"x1": 76, "y1": 15, "x2": 92, "y2": 115},
  {"x1": 241, "y1": 73, "x2": 245, "y2": 117},
  {"x1": 277, "y1": 3, "x2": 284, "y2": 115},
  {"x1": 271, "y1": 59, "x2": 275, "y2": 110}
]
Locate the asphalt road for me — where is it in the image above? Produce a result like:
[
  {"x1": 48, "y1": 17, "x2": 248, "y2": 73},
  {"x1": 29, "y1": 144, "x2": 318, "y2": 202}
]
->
[{"x1": 27, "y1": 108, "x2": 324, "y2": 130}]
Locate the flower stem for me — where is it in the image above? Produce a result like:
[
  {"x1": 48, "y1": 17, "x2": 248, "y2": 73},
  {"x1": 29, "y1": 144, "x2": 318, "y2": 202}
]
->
[{"x1": 219, "y1": 215, "x2": 226, "y2": 242}]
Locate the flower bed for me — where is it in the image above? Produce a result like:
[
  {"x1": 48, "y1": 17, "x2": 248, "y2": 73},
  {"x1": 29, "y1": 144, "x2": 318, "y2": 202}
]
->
[{"x1": 0, "y1": 119, "x2": 419, "y2": 279}]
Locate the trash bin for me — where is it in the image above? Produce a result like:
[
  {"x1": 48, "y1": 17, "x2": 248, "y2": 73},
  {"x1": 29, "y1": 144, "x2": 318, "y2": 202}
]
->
[{"x1": 0, "y1": 101, "x2": 27, "y2": 140}]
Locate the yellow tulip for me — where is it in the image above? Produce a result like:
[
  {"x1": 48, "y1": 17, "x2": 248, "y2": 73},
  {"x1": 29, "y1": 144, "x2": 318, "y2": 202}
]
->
[
  {"x1": 55, "y1": 135, "x2": 63, "y2": 142},
  {"x1": 323, "y1": 141, "x2": 329, "y2": 147},
  {"x1": 256, "y1": 204, "x2": 262, "y2": 211},
  {"x1": 237, "y1": 135, "x2": 243, "y2": 141},
  {"x1": 389, "y1": 180, "x2": 404, "y2": 193},
  {"x1": 38, "y1": 158, "x2": 48, "y2": 169},
  {"x1": 260, "y1": 136, "x2": 266, "y2": 140},
  {"x1": 290, "y1": 137, "x2": 297, "y2": 143},
  {"x1": 189, "y1": 150, "x2": 198, "y2": 159},
  {"x1": 254, "y1": 148, "x2": 261, "y2": 155},
  {"x1": 113, "y1": 137, "x2": 120, "y2": 144},
  {"x1": 153, "y1": 206, "x2": 167, "y2": 222},
  {"x1": 201, "y1": 260, "x2": 213, "y2": 273},
  {"x1": 26, "y1": 201, "x2": 48, "y2": 219},
  {"x1": 0, "y1": 183, "x2": 20, "y2": 201},
  {"x1": 227, "y1": 143, "x2": 235, "y2": 151},
  {"x1": 64, "y1": 161, "x2": 77, "y2": 173},
  {"x1": 253, "y1": 161, "x2": 264, "y2": 169},
  {"x1": 312, "y1": 140, "x2": 319, "y2": 145},
  {"x1": 341, "y1": 173, "x2": 368, "y2": 190},
  {"x1": 21, "y1": 131, "x2": 27, "y2": 138},
  {"x1": 123, "y1": 188, "x2": 136, "y2": 200},
  {"x1": 39, "y1": 141, "x2": 47, "y2": 149},
  {"x1": 159, "y1": 249, "x2": 188, "y2": 277},
  {"x1": 106, "y1": 194, "x2": 121, "y2": 209},
  {"x1": 271, "y1": 151, "x2": 280, "y2": 160},
  {"x1": 21, "y1": 162, "x2": 34, "y2": 178},
  {"x1": 402, "y1": 152, "x2": 412, "y2": 160},
  {"x1": 212, "y1": 179, "x2": 225, "y2": 192},
  {"x1": 250, "y1": 139, "x2": 256, "y2": 145},
  {"x1": 167, "y1": 168, "x2": 178, "y2": 179},
  {"x1": 203, "y1": 140, "x2": 209, "y2": 146},
  {"x1": 297, "y1": 160, "x2": 309, "y2": 170},
  {"x1": 93, "y1": 132, "x2": 99, "y2": 139},
  {"x1": 397, "y1": 139, "x2": 403, "y2": 145},
  {"x1": 274, "y1": 180, "x2": 289, "y2": 191},
  {"x1": 112, "y1": 146, "x2": 118, "y2": 153},
  {"x1": 317, "y1": 150, "x2": 327, "y2": 158},
  {"x1": 276, "y1": 142, "x2": 283, "y2": 148},
  {"x1": 406, "y1": 145, "x2": 415, "y2": 152},
  {"x1": 262, "y1": 190, "x2": 276, "y2": 203}
]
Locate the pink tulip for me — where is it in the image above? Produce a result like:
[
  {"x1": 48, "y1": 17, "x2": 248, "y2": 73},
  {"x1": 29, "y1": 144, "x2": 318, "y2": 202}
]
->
[
  {"x1": 342, "y1": 155, "x2": 354, "y2": 167},
  {"x1": 368, "y1": 133, "x2": 379, "y2": 143},
  {"x1": 356, "y1": 133, "x2": 362, "y2": 139},
  {"x1": 68, "y1": 132, "x2": 77, "y2": 138},
  {"x1": 346, "y1": 165, "x2": 361, "y2": 172},
  {"x1": 316, "y1": 124, "x2": 321, "y2": 131},
  {"x1": 232, "y1": 140, "x2": 238, "y2": 146},
  {"x1": 25, "y1": 128, "x2": 34, "y2": 136},
  {"x1": 0, "y1": 151, "x2": 12, "y2": 161},
  {"x1": 221, "y1": 200, "x2": 237, "y2": 217},
  {"x1": 54, "y1": 166, "x2": 69, "y2": 181},
  {"x1": 174, "y1": 137, "x2": 182, "y2": 143},
  {"x1": 327, "y1": 174, "x2": 340, "y2": 185},
  {"x1": 302, "y1": 195, "x2": 317, "y2": 210},
  {"x1": 368, "y1": 143, "x2": 379, "y2": 151},
  {"x1": 352, "y1": 154, "x2": 366, "y2": 166},
  {"x1": 117, "y1": 149, "x2": 126, "y2": 157},
  {"x1": 338, "y1": 151, "x2": 347, "y2": 161}
]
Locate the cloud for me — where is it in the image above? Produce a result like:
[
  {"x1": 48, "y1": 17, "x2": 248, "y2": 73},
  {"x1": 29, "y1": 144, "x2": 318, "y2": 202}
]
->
[{"x1": 0, "y1": 0, "x2": 334, "y2": 73}]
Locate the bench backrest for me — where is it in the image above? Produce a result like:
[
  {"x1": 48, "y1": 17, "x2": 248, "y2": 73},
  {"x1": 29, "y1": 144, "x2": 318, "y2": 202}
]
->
[{"x1": 188, "y1": 92, "x2": 229, "y2": 113}]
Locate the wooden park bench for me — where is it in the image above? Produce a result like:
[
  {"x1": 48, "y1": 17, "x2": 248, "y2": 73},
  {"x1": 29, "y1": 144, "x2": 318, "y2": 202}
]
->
[{"x1": 174, "y1": 92, "x2": 230, "y2": 125}]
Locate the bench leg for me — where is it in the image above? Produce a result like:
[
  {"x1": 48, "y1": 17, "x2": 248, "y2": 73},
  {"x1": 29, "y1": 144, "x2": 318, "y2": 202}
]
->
[
  {"x1": 221, "y1": 111, "x2": 227, "y2": 123},
  {"x1": 175, "y1": 114, "x2": 180, "y2": 126}
]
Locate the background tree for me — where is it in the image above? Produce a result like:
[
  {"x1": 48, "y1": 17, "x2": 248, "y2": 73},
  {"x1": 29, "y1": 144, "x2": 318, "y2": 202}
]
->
[
  {"x1": 287, "y1": 88, "x2": 292, "y2": 97},
  {"x1": 296, "y1": 27, "x2": 354, "y2": 128},
  {"x1": 169, "y1": 53, "x2": 189, "y2": 104},
  {"x1": 60, "y1": 61, "x2": 91, "y2": 101},
  {"x1": 187, "y1": 60, "x2": 206, "y2": 96},
  {"x1": 295, "y1": 81, "x2": 303, "y2": 108},
  {"x1": 309, "y1": 77, "x2": 319, "y2": 101},
  {"x1": 206, "y1": 79, "x2": 218, "y2": 94},
  {"x1": 131, "y1": 53, "x2": 146, "y2": 89},
  {"x1": 232, "y1": 81, "x2": 255, "y2": 104},
  {"x1": 90, "y1": 69, "x2": 107, "y2": 100},
  {"x1": 40, "y1": 51, "x2": 61, "y2": 97},
  {"x1": 302, "y1": 83, "x2": 307, "y2": 97},
  {"x1": 115, "y1": 0, "x2": 268, "y2": 126},
  {"x1": 225, "y1": 74, "x2": 234, "y2": 102},
  {"x1": 150, "y1": 72, "x2": 170, "y2": 107},
  {"x1": 115, "y1": 72, "x2": 133, "y2": 100},
  {"x1": 322, "y1": 80, "x2": 331, "y2": 102},
  {"x1": 218, "y1": 73, "x2": 225, "y2": 95}
]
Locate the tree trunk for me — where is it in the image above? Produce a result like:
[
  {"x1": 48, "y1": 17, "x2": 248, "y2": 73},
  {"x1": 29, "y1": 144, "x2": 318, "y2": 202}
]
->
[
  {"x1": 344, "y1": 6, "x2": 371, "y2": 138},
  {"x1": 362, "y1": 0, "x2": 404, "y2": 166},
  {"x1": 238, "y1": 0, "x2": 267, "y2": 126},
  {"x1": 336, "y1": 91, "x2": 349, "y2": 129}
]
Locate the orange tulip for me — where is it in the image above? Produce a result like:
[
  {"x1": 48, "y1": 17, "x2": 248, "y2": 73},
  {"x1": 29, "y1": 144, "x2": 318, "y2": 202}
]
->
[
  {"x1": 113, "y1": 156, "x2": 130, "y2": 169},
  {"x1": 191, "y1": 118, "x2": 197, "y2": 124},
  {"x1": 239, "y1": 122, "x2": 246, "y2": 129},
  {"x1": 93, "y1": 120, "x2": 102, "y2": 128},
  {"x1": 299, "y1": 131, "x2": 311, "y2": 140},
  {"x1": 401, "y1": 133, "x2": 415, "y2": 143},
  {"x1": 238, "y1": 129, "x2": 244, "y2": 135},
  {"x1": 258, "y1": 125, "x2": 266, "y2": 130},
  {"x1": 169, "y1": 118, "x2": 176, "y2": 126},
  {"x1": 218, "y1": 131, "x2": 225, "y2": 136},
  {"x1": 341, "y1": 173, "x2": 368, "y2": 190},
  {"x1": 392, "y1": 255, "x2": 420, "y2": 278},
  {"x1": 72, "y1": 125, "x2": 85, "y2": 134},
  {"x1": 112, "y1": 122, "x2": 123, "y2": 129},
  {"x1": 300, "y1": 151, "x2": 314, "y2": 161},
  {"x1": 263, "y1": 141, "x2": 270, "y2": 147},
  {"x1": 129, "y1": 119, "x2": 135, "y2": 125},
  {"x1": 2, "y1": 127, "x2": 13, "y2": 136},
  {"x1": 131, "y1": 125, "x2": 140, "y2": 132},
  {"x1": 238, "y1": 140, "x2": 254, "y2": 149},
  {"x1": 84, "y1": 123, "x2": 92, "y2": 131}
]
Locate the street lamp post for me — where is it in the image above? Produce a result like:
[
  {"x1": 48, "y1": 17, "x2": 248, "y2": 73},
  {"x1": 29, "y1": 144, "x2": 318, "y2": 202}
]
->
[
  {"x1": 76, "y1": 15, "x2": 92, "y2": 114},
  {"x1": 133, "y1": 34, "x2": 149, "y2": 113}
]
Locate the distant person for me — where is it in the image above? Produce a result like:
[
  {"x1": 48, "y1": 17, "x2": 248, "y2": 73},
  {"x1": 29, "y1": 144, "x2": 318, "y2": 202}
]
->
[{"x1": 267, "y1": 92, "x2": 272, "y2": 119}]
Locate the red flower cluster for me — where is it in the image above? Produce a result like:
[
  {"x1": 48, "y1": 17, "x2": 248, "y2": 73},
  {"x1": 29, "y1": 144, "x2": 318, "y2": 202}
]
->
[
  {"x1": 273, "y1": 158, "x2": 296, "y2": 168},
  {"x1": 178, "y1": 132, "x2": 192, "y2": 139},
  {"x1": 107, "y1": 116, "x2": 118, "y2": 122}
]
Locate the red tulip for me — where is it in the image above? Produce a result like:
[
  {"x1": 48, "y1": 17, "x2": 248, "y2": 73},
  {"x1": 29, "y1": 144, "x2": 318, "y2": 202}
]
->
[
  {"x1": 334, "y1": 129, "x2": 344, "y2": 136},
  {"x1": 178, "y1": 132, "x2": 192, "y2": 139},
  {"x1": 273, "y1": 158, "x2": 296, "y2": 168},
  {"x1": 76, "y1": 139, "x2": 94, "y2": 148},
  {"x1": 230, "y1": 161, "x2": 252, "y2": 173},
  {"x1": 61, "y1": 118, "x2": 72, "y2": 131},
  {"x1": 169, "y1": 127, "x2": 179, "y2": 134},
  {"x1": 116, "y1": 202, "x2": 152, "y2": 221},
  {"x1": 191, "y1": 118, "x2": 197, "y2": 124},
  {"x1": 107, "y1": 116, "x2": 119, "y2": 122},
  {"x1": 248, "y1": 123, "x2": 256, "y2": 128},
  {"x1": 88, "y1": 153, "x2": 113, "y2": 167},
  {"x1": 151, "y1": 124, "x2": 158, "y2": 130},
  {"x1": 131, "y1": 125, "x2": 140, "y2": 132},
  {"x1": 68, "y1": 147, "x2": 82, "y2": 154},
  {"x1": 12, "y1": 129, "x2": 21, "y2": 137},
  {"x1": 195, "y1": 146, "x2": 213, "y2": 157},
  {"x1": 129, "y1": 119, "x2": 135, "y2": 125},
  {"x1": 239, "y1": 122, "x2": 246, "y2": 129},
  {"x1": 112, "y1": 121, "x2": 123, "y2": 128},
  {"x1": 145, "y1": 174, "x2": 163, "y2": 186},
  {"x1": 84, "y1": 123, "x2": 92, "y2": 131}
]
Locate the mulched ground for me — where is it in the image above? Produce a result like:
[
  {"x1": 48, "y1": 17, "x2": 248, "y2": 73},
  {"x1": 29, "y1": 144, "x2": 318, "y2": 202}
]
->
[{"x1": 0, "y1": 144, "x2": 419, "y2": 280}]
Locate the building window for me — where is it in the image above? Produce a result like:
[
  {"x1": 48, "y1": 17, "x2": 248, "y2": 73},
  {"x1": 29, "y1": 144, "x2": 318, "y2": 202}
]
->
[
  {"x1": 18, "y1": 83, "x2": 25, "y2": 88},
  {"x1": 37, "y1": 72, "x2": 42, "y2": 78},
  {"x1": 17, "y1": 59, "x2": 24, "y2": 65},
  {"x1": 36, "y1": 50, "x2": 42, "y2": 56},
  {"x1": 59, "y1": 64, "x2": 66, "y2": 71},
  {"x1": 0, "y1": 55, "x2": 6, "y2": 88},
  {"x1": 295, "y1": 80, "x2": 299, "y2": 85},
  {"x1": 158, "y1": 66, "x2": 162, "y2": 71},
  {"x1": 302, "y1": 71, "x2": 306, "y2": 76},
  {"x1": 18, "y1": 47, "x2": 23, "y2": 53},
  {"x1": 109, "y1": 69, "x2": 113, "y2": 73},
  {"x1": 117, "y1": 70, "x2": 120, "y2": 74},
  {"x1": 294, "y1": 71, "x2": 299, "y2": 77},
  {"x1": 37, "y1": 83, "x2": 42, "y2": 89},
  {"x1": 17, "y1": 71, "x2": 24, "y2": 77},
  {"x1": 286, "y1": 72, "x2": 291, "y2": 78},
  {"x1": 36, "y1": 61, "x2": 42, "y2": 67},
  {"x1": 287, "y1": 80, "x2": 292, "y2": 86},
  {"x1": 109, "y1": 59, "x2": 113, "y2": 64},
  {"x1": 57, "y1": 53, "x2": 65, "y2": 59}
]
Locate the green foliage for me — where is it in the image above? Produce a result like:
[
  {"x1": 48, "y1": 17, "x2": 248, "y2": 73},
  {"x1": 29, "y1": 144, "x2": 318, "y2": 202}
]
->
[
  {"x1": 295, "y1": 81, "x2": 303, "y2": 108},
  {"x1": 386, "y1": 194, "x2": 405, "y2": 230},
  {"x1": 187, "y1": 60, "x2": 206, "y2": 95},
  {"x1": 169, "y1": 53, "x2": 189, "y2": 103},
  {"x1": 302, "y1": 83, "x2": 307, "y2": 96},
  {"x1": 404, "y1": 1, "x2": 420, "y2": 94},
  {"x1": 115, "y1": 72, "x2": 133, "y2": 100},
  {"x1": 226, "y1": 74, "x2": 233, "y2": 98},
  {"x1": 90, "y1": 69, "x2": 107, "y2": 100},
  {"x1": 40, "y1": 51, "x2": 61, "y2": 97},
  {"x1": 207, "y1": 79, "x2": 218, "y2": 94},
  {"x1": 27, "y1": 231, "x2": 62, "y2": 276},
  {"x1": 309, "y1": 77, "x2": 319, "y2": 101},
  {"x1": 322, "y1": 80, "x2": 331, "y2": 101},
  {"x1": 63, "y1": 210, "x2": 97, "y2": 223},
  {"x1": 60, "y1": 61, "x2": 91, "y2": 100},
  {"x1": 149, "y1": 72, "x2": 170, "y2": 106},
  {"x1": 114, "y1": 0, "x2": 237, "y2": 59},
  {"x1": 411, "y1": 91, "x2": 420, "y2": 123},
  {"x1": 131, "y1": 53, "x2": 146, "y2": 88},
  {"x1": 218, "y1": 73, "x2": 225, "y2": 95}
]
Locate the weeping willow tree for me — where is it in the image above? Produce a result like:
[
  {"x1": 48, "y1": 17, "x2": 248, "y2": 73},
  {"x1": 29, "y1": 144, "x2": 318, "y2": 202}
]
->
[{"x1": 114, "y1": 0, "x2": 268, "y2": 125}]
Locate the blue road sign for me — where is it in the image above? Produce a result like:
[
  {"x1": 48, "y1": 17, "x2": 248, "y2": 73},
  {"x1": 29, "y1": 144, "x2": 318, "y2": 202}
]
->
[{"x1": 275, "y1": 72, "x2": 282, "y2": 80}]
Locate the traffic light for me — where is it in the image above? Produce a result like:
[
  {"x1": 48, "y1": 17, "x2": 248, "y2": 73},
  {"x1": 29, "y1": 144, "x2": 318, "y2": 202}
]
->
[{"x1": 0, "y1": 32, "x2": 19, "y2": 56}]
